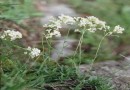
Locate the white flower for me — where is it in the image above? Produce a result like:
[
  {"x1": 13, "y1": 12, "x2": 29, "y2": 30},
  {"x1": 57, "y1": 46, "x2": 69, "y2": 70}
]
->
[
  {"x1": 52, "y1": 20, "x2": 62, "y2": 29},
  {"x1": 45, "y1": 29, "x2": 61, "y2": 39},
  {"x1": 53, "y1": 30, "x2": 61, "y2": 37},
  {"x1": 74, "y1": 29, "x2": 80, "y2": 32},
  {"x1": 24, "y1": 47, "x2": 41, "y2": 58},
  {"x1": 43, "y1": 16, "x2": 62, "y2": 29},
  {"x1": 97, "y1": 21, "x2": 106, "y2": 27},
  {"x1": 78, "y1": 17, "x2": 91, "y2": 27},
  {"x1": 0, "y1": 30, "x2": 22, "y2": 41},
  {"x1": 58, "y1": 14, "x2": 75, "y2": 25},
  {"x1": 44, "y1": 20, "x2": 62, "y2": 29},
  {"x1": 87, "y1": 16, "x2": 99, "y2": 22},
  {"x1": 88, "y1": 16, "x2": 107, "y2": 28},
  {"x1": 113, "y1": 25, "x2": 124, "y2": 34}
]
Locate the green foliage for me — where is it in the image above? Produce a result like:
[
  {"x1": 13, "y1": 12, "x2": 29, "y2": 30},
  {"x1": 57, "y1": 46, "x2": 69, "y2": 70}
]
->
[
  {"x1": 0, "y1": 0, "x2": 42, "y2": 23},
  {"x1": 1, "y1": 59, "x2": 113, "y2": 90},
  {"x1": 86, "y1": 76, "x2": 113, "y2": 90}
]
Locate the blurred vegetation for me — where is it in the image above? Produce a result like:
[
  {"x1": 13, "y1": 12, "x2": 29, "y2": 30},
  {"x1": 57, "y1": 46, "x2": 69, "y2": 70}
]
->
[{"x1": 0, "y1": 0, "x2": 41, "y2": 23}]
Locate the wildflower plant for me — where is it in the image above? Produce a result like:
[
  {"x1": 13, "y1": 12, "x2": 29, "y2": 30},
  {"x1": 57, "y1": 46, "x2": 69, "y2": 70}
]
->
[
  {"x1": 43, "y1": 14, "x2": 124, "y2": 68},
  {"x1": 0, "y1": 14, "x2": 124, "y2": 90},
  {"x1": 0, "y1": 15, "x2": 124, "y2": 70}
]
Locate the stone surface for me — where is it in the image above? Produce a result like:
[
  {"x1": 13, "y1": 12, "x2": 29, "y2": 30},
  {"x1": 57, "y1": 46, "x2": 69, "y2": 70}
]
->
[
  {"x1": 51, "y1": 37, "x2": 77, "y2": 60},
  {"x1": 79, "y1": 60, "x2": 130, "y2": 90}
]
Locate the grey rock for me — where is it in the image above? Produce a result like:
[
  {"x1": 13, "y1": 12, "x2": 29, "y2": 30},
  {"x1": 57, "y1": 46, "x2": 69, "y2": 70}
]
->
[
  {"x1": 51, "y1": 37, "x2": 77, "y2": 60},
  {"x1": 79, "y1": 60, "x2": 130, "y2": 90}
]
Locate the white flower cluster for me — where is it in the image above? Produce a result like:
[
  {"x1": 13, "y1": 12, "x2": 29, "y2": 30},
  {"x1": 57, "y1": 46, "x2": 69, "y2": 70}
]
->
[
  {"x1": 24, "y1": 47, "x2": 41, "y2": 58},
  {"x1": 76, "y1": 16, "x2": 110, "y2": 32},
  {"x1": 0, "y1": 30, "x2": 41, "y2": 59},
  {"x1": 45, "y1": 28, "x2": 61, "y2": 38},
  {"x1": 43, "y1": 14, "x2": 76, "y2": 38},
  {"x1": 58, "y1": 14, "x2": 75, "y2": 25},
  {"x1": 0, "y1": 30, "x2": 22, "y2": 41},
  {"x1": 113, "y1": 25, "x2": 124, "y2": 34},
  {"x1": 43, "y1": 14, "x2": 124, "y2": 38}
]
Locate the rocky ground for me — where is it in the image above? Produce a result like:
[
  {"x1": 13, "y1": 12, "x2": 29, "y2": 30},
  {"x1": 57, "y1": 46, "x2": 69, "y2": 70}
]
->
[{"x1": 80, "y1": 56, "x2": 130, "y2": 90}]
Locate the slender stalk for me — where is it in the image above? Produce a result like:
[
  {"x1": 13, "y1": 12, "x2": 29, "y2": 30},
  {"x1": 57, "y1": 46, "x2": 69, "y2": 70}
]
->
[{"x1": 89, "y1": 33, "x2": 109, "y2": 71}]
